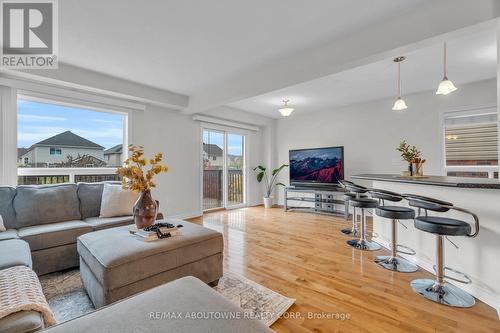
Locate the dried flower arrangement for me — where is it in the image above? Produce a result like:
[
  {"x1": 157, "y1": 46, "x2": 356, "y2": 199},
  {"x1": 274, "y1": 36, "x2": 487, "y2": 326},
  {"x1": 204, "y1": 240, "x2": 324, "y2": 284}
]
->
[{"x1": 116, "y1": 145, "x2": 168, "y2": 192}]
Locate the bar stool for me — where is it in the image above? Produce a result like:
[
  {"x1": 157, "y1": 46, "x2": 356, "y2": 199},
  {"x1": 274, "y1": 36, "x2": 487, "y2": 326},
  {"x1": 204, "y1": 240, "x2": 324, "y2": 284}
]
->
[
  {"x1": 369, "y1": 188, "x2": 417, "y2": 272},
  {"x1": 404, "y1": 194, "x2": 480, "y2": 308},
  {"x1": 339, "y1": 180, "x2": 367, "y2": 236},
  {"x1": 346, "y1": 184, "x2": 381, "y2": 251}
]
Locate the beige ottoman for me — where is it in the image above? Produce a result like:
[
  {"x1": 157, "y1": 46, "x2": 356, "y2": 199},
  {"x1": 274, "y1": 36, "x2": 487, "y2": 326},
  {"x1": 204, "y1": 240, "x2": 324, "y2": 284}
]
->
[{"x1": 77, "y1": 219, "x2": 223, "y2": 308}]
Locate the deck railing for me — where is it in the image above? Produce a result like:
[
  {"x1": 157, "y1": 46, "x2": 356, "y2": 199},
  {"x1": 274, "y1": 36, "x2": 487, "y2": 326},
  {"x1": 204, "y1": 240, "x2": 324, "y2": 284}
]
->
[
  {"x1": 17, "y1": 168, "x2": 121, "y2": 185},
  {"x1": 203, "y1": 169, "x2": 243, "y2": 210}
]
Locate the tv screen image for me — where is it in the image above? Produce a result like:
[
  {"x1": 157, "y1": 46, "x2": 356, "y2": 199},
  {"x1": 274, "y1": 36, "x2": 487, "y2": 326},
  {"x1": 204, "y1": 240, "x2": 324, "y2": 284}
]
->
[{"x1": 289, "y1": 147, "x2": 344, "y2": 184}]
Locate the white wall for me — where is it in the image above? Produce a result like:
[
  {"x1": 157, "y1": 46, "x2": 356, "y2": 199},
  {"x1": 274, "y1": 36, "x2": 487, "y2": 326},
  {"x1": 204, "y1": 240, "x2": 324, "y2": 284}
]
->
[
  {"x1": 130, "y1": 104, "x2": 275, "y2": 218},
  {"x1": 200, "y1": 106, "x2": 276, "y2": 205},
  {"x1": 274, "y1": 79, "x2": 497, "y2": 203},
  {"x1": 131, "y1": 105, "x2": 201, "y2": 218}
]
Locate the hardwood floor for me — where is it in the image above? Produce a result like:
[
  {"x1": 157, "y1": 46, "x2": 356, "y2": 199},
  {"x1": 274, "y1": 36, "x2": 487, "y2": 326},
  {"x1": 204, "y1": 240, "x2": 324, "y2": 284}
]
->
[{"x1": 189, "y1": 207, "x2": 499, "y2": 333}]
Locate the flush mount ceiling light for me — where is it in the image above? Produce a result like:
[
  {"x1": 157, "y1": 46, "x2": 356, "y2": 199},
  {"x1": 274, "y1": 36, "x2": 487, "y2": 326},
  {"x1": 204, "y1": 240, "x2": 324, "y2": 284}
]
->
[
  {"x1": 278, "y1": 99, "x2": 294, "y2": 117},
  {"x1": 436, "y1": 42, "x2": 458, "y2": 95},
  {"x1": 392, "y1": 56, "x2": 408, "y2": 111}
]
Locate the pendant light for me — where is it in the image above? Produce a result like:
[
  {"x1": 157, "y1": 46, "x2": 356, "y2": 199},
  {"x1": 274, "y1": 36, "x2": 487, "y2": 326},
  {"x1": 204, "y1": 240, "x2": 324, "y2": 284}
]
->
[
  {"x1": 392, "y1": 56, "x2": 408, "y2": 111},
  {"x1": 278, "y1": 99, "x2": 294, "y2": 117},
  {"x1": 436, "y1": 42, "x2": 457, "y2": 95}
]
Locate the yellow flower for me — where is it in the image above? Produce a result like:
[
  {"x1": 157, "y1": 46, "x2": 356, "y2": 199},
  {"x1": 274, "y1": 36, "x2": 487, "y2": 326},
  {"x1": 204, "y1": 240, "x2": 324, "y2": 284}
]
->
[{"x1": 115, "y1": 146, "x2": 168, "y2": 192}]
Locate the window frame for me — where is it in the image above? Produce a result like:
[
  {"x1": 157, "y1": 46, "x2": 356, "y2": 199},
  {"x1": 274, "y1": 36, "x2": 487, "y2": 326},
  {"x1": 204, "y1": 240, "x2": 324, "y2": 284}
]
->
[
  {"x1": 49, "y1": 147, "x2": 62, "y2": 155},
  {"x1": 440, "y1": 106, "x2": 498, "y2": 179},
  {"x1": 16, "y1": 93, "x2": 132, "y2": 184}
]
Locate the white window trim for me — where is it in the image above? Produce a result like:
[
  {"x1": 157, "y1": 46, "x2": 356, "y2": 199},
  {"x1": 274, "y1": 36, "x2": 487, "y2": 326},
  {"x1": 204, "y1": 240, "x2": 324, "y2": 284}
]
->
[
  {"x1": 199, "y1": 125, "x2": 249, "y2": 212},
  {"x1": 1, "y1": 88, "x2": 137, "y2": 185}
]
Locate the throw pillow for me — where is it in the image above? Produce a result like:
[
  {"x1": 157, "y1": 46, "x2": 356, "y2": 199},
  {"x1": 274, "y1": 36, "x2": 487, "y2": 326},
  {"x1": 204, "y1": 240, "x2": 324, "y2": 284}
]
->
[
  {"x1": 0, "y1": 215, "x2": 5, "y2": 232},
  {"x1": 99, "y1": 183, "x2": 139, "y2": 218}
]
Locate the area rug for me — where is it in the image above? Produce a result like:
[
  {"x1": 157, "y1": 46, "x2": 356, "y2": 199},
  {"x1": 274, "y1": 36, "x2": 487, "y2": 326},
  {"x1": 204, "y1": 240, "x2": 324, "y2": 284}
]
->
[{"x1": 39, "y1": 269, "x2": 294, "y2": 327}]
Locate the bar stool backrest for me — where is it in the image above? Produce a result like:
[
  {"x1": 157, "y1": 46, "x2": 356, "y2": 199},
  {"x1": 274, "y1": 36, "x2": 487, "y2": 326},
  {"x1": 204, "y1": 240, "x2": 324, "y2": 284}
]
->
[
  {"x1": 403, "y1": 194, "x2": 453, "y2": 213},
  {"x1": 339, "y1": 180, "x2": 354, "y2": 189},
  {"x1": 345, "y1": 183, "x2": 368, "y2": 194},
  {"x1": 369, "y1": 188, "x2": 403, "y2": 202}
]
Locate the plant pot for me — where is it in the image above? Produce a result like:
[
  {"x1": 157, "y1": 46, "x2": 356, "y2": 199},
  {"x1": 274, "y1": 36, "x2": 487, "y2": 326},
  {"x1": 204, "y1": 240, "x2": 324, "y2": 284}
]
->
[
  {"x1": 133, "y1": 190, "x2": 158, "y2": 229},
  {"x1": 263, "y1": 197, "x2": 273, "y2": 209}
]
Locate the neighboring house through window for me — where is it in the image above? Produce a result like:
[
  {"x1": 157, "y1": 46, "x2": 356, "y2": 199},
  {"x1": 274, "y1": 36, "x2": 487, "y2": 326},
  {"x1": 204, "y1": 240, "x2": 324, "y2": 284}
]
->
[{"x1": 17, "y1": 98, "x2": 126, "y2": 185}]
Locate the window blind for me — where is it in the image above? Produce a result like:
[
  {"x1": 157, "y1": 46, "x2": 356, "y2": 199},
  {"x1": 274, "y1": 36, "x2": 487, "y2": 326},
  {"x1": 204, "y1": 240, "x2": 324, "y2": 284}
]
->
[{"x1": 445, "y1": 123, "x2": 498, "y2": 163}]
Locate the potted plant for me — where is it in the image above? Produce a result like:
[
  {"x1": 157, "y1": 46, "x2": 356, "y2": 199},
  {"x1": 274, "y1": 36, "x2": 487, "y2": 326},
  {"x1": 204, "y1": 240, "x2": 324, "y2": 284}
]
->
[
  {"x1": 253, "y1": 164, "x2": 288, "y2": 208},
  {"x1": 396, "y1": 140, "x2": 425, "y2": 176},
  {"x1": 116, "y1": 145, "x2": 168, "y2": 229}
]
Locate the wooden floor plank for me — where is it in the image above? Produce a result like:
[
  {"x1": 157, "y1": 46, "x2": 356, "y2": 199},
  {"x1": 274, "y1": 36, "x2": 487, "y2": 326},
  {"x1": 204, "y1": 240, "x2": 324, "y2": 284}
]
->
[{"x1": 189, "y1": 207, "x2": 499, "y2": 333}]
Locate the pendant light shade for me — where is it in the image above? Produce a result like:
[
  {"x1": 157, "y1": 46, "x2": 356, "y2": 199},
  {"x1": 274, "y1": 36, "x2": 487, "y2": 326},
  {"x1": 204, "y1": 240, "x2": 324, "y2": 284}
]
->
[
  {"x1": 392, "y1": 56, "x2": 407, "y2": 111},
  {"x1": 278, "y1": 99, "x2": 294, "y2": 117},
  {"x1": 392, "y1": 97, "x2": 408, "y2": 111},
  {"x1": 436, "y1": 42, "x2": 457, "y2": 95}
]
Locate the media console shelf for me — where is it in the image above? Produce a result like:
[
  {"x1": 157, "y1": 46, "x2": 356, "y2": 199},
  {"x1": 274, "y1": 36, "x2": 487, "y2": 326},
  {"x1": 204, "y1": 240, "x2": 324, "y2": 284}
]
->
[{"x1": 284, "y1": 186, "x2": 348, "y2": 218}]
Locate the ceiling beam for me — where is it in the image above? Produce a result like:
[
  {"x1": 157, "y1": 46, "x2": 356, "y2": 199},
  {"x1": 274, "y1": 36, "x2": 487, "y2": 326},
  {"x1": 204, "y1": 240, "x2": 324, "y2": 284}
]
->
[
  {"x1": 0, "y1": 63, "x2": 189, "y2": 110},
  {"x1": 183, "y1": 0, "x2": 500, "y2": 115}
]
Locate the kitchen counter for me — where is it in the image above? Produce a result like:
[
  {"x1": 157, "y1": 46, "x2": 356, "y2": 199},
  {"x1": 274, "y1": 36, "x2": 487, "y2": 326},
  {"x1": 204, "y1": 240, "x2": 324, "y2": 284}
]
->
[
  {"x1": 352, "y1": 173, "x2": 500, "y2": 189},
  {"x1": 349, "y1": 174, "x2": 500, "y2": 313}
]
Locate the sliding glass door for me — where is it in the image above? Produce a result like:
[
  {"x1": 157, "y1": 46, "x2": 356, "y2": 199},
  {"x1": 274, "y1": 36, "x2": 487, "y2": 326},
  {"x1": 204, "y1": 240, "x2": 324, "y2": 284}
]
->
[
  {"x1": 202, "y1": 129, "x2": 245, "y2": 211},
  {"x1": 227, "y1": 133, "x2": 245, "y2": 207}
]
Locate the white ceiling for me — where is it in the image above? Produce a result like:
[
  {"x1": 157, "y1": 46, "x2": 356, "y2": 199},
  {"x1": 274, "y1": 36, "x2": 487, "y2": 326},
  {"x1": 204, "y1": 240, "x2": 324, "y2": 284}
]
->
[
  {"x1": 228, "y1": 29, "x2": 497, "y2": 118},
  {"x1": 59, "y1": 0, "x2": 427, "y2": 95}
]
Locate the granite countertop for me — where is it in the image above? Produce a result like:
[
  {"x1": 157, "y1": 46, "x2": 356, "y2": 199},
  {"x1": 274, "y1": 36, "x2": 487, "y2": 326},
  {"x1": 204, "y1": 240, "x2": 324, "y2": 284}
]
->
[{"x1": 351, "y1": 174, "x2": 500, "y2": 189}]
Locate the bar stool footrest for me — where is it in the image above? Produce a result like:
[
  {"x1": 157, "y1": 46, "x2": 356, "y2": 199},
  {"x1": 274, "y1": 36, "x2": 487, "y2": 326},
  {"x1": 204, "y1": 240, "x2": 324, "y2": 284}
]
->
[
  {"x1": 432, "y1": 265, "x2": 472, "y2": 284},
  {"x1": 396, "y1": 244, "x2": 416, "y2": 256}
]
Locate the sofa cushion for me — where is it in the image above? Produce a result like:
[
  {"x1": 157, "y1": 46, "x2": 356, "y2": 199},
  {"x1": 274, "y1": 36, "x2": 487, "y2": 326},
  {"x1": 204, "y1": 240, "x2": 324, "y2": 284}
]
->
[
  {"x1": 77, "y1": 181, "x2": 122, "y2": 219},
  {"x1": 18, "y1": 221, "x2": 93, "y2": 251},
  {"x1": 41, "y1": 276, "x2": 273, "y2": 333},
  {"x1": 84, "y1": 216, "x2": 133, "y2": 231},
  {"x1": 14, "y1": 184, "x2": 81, "y2": 228},
  {"x1": 0, "y1": 229, "x2": 19, "y2": 241},
  {"x1": 77, "y1": 182, "x2": 104, "y2": 219},
  {"x1": 0, "y1": 239, "x2": 32, "y2": 270},
  {"x1": 99, "y1": 183, "x2": 138, "y2": 218},
  {"x1": 77, "y1": 220, "x2": 223, "y2": 291},
  {"x1": 0, "y1": 310, "x2": 44, "y2": 333},
  {"x1": 0, "y1": 187, "x2": 16, "y2": 229}
]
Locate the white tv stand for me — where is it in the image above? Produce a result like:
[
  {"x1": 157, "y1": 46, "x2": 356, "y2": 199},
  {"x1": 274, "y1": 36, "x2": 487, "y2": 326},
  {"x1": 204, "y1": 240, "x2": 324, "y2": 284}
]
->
[{"x1": 283, "y1": 186, "x2": 347, "y2": 218}]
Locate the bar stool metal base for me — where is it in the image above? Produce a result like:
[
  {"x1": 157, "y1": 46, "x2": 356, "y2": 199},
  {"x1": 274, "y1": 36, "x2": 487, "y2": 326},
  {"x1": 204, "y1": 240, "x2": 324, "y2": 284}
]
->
[
  {"x1": 411, "y1": 279, "x2": 475, "y2": 308},
  {"x1": 374, "y1": 255, "x2": 418, "y2": 272},
  {"x1": 347, "y1": 239, "x2": 381, "y2": 251}
]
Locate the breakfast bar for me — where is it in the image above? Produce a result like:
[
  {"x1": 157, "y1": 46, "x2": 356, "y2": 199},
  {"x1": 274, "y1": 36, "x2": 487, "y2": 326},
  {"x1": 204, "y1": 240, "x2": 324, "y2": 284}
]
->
[{"x1": 352, "y1": 174, "x2": 500, "y2": 313}]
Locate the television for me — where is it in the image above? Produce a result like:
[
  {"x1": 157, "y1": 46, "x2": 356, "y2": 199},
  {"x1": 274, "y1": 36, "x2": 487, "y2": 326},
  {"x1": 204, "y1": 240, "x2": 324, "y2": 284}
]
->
[{"x1": 289, "y1": 146, "x2": 344, "y2": 186}]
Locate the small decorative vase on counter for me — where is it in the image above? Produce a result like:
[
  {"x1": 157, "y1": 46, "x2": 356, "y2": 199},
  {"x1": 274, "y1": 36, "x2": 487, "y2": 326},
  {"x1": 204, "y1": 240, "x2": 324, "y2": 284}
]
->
[
  {"x1": 133, "y1": 190, "x2": 158, "y2": 229},
  {"x1": 408, "y1": 163, "x2": 414, "y2": 176},
  {"x1": 263, "y1": 197, "x2": 273, "y2": 209}
]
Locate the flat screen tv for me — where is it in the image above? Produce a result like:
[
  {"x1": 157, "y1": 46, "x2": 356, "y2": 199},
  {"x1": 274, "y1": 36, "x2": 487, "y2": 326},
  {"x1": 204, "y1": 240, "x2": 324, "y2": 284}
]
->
[{"x1": 289, "y1": 146, "x2": 344, "y2": 185}]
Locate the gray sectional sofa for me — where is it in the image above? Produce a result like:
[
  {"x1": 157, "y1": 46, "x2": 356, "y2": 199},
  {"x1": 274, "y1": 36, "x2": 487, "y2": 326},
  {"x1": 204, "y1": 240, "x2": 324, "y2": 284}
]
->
[
  {"x1": 0, "y1": 182, "x2": 271, "y2": 333},
  {"x1": 0, "y1": 182, "x2": 134, "y2": 275}
]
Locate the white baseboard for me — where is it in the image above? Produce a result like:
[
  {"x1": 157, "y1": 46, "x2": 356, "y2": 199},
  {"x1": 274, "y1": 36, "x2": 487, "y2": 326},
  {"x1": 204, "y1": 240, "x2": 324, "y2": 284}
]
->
[
  {"x1": 167, "y1": 211, "x2": 202, "y2": 220},
  {"x1": 373, "y1": 236, "x2": 500, "y2": 318}
]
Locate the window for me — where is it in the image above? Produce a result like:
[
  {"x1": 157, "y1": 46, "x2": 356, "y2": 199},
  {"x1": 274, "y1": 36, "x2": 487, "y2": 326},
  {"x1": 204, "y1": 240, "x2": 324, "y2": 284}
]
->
[
  {"x1": 50, "y1": 147, "x2": 62, "y2": 155},
  {"x1": 17, "y1": 97, "x2": 127, "y2": 185},
  {"x1": 444, "y1": 109, "x2": 498, "y2": 179}
]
